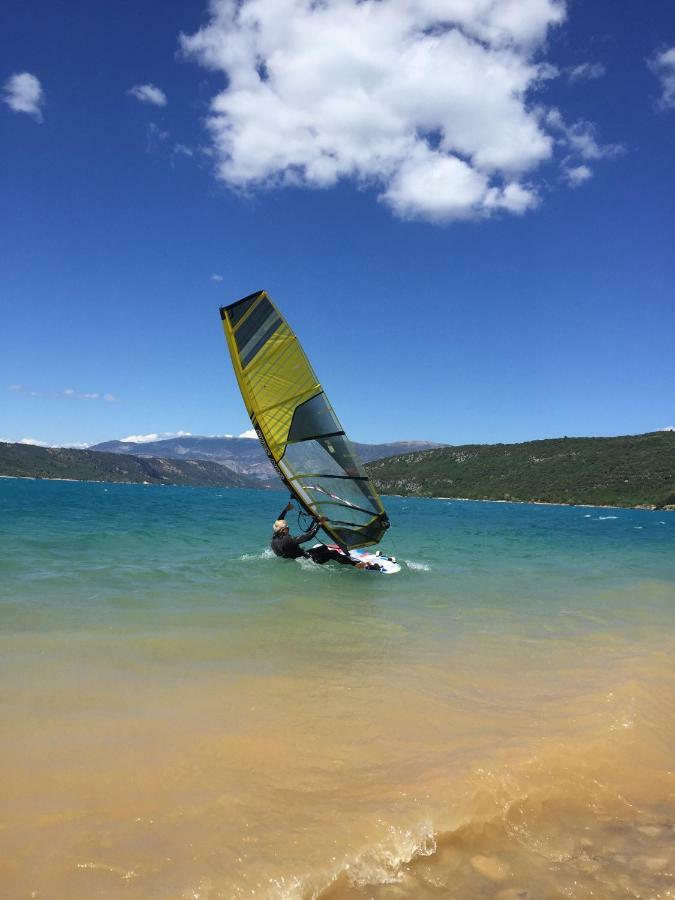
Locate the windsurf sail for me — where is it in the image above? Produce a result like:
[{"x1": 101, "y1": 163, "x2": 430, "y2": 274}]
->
[{"x1": 220, "y1": 290, "x2": 390, "y2": 549}]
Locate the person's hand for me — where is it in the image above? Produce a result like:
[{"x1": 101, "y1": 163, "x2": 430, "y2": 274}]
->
[
  {"x1": 317, "y1": 516, "x2": 328, "y2": 524},
  {"x1": 284, "y1": 501, "x2": 294, "y2": 512}
]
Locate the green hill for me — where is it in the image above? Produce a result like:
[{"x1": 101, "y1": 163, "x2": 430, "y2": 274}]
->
[
  {"x1": 0, "y1": 442, "x2": 262, "y2": 489},
  {"x1": 365, "y1": 431, "x2": 675, "y2": 509}
]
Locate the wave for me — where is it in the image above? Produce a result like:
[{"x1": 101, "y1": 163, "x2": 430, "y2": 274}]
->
[
  {"x1": 298, "y1": 669, "x2": 675, "y2": 899},
  {"x1": 239, "y1": 548, "x2": 275, "y2": 561},
  {"x1": 405, "y1": 560, "x2": 431, "y2": 571},
  {"x1": 342, "y1": 822, "x2": 437, "y2": 887},
  {"x1": 311, "y1": 774, "x2": 674, "y2": 898}
]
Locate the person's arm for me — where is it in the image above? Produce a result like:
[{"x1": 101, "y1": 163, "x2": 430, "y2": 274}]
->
[
  {"x1": 277, "y1": 500, "x2": 294, "y2": 520},
  {"x1": 295, "y1": 516, "x2": 327, "y2": 545}
]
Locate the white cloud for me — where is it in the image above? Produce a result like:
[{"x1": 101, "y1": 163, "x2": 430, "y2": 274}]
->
[
  {"x1": 546, "y1": 110, "x2": 622, "y2": 187},
  {"x1": 3, "y1": 72, "x2": 44, "y2": 121},
  {"x1": 238, "y1": 429, "x2": 258, "y2": 439},
  {"x1": 564, "y1": 163, "x2": 592, "y2": 186},
  {"x1": 567, "y1": 124, "x2": 620, "y2": 161},
  {"x1": 0, "y1": 437, "x2": 91, "y2": 448},
  {"x1": 10, "y1": 384, "x2": 118, "y2": 401},
  {"x1": 181, "y1": 0, "x2": 574, "y2": 222},
  {"x1": 146, "y1": 122, "x2": 171, "y2": 153},
  {"x1": 128, "y1": 83, "x2": 168, "y2": 106},
  {"x1": 568, "y1": 62, "x2": 606, "y2": 82},
  {"x1": 211, "y1": 273, "x2": 224, "y2": 282},
  {"x1": 659, "y1": 426, "x2": 674, "y2": 432},
  {"x1": 649, "y1": 46, "x2": 675, "y2": 110},
  {"x1": 120, "y1": 431, "x2": 193, "y2": 443}
]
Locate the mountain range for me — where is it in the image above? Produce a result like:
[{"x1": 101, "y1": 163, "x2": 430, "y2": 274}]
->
[
  {"x1": 2, "y1": 432, "x2": 672, "y2": 510},
  {"x1": 91, "y1": 435, "x2": 445, "y2": 483},
  {"x1": 0, "y1": 442, "x2": 260, "y2": 488}
]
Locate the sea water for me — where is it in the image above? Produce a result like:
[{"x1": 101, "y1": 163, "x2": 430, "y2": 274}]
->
[{"x1": 1, "y1": 477, "x2": 674, "y2": 899}]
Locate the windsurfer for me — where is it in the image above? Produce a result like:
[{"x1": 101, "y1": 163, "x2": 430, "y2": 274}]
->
[{"x1": 271, "y1": 502, "x2": 379, "y2": 569}]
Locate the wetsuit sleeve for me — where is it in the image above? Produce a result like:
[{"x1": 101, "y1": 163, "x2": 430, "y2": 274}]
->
[
  {"x1": 277, "y1": 506, "x2": 289, "y2": 520},
  {"x1": 294, "y1": 519, "x2": 321, "y2": 545}
]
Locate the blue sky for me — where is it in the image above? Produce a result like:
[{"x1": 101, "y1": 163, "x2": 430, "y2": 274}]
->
[{"x1": 2, "y1": 0, "x2": 674, "y2": 448}]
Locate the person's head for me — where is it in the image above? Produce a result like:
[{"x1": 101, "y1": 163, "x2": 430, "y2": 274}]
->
[{"x1": 273, "y1": 519, "x2": 289, "y2": 536}]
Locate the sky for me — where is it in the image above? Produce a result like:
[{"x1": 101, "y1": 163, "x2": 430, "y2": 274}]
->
[{"x1": 1, "y1": 0, "x2": 674, "y2": 448}]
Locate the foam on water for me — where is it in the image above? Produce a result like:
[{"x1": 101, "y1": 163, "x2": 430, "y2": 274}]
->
[
  {"x1": 240, "y1": 547, "x2": 276, "y2": 561},
  {"x1": 404, "y1": 559, "x2": 431, "y2": 571},
  {"x1": 345, "y1": 822, "x2": 437, "y2": 886}
]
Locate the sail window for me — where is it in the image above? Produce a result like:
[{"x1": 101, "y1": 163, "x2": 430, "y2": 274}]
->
[{"x1": 225, "y1": 291, "x2": 259, "y2": 326}]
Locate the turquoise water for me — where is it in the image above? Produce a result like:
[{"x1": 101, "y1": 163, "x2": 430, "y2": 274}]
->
[
  {"x1": 1, "y1": 477, "x2": 674, "y2": 898},
  {"x1": 2, "y1": 478, "x2": 673, "y2": 631}
]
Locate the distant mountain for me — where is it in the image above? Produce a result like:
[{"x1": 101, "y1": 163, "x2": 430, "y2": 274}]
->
[
  {"x1": 91, "y1": 435, "x2": 445, "y2": 480},
  {"x1": 364, "y1": 431, "x2": 675, "y2": 510},
  {"x1": 0, "y1": 442, "x2": 263, "y2": 489}
]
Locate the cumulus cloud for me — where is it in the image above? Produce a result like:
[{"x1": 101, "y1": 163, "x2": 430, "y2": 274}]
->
[
  {"x1": 3, "y1": 72, "x2": 44, "y2": 121},
  {"x1": 128, "y1": 83, "x2": 168, "y2": 106},
  {"x1": 120, "y1": 431, "x2": 193, "y2": 443},
  {"x1": 239, "y1": 429, "x2": 258, "y2": 439},
  {"x1": 564, "y1": 163, "x2": 592, "y2": 186},
  {"x1": 546, "y1": 109, "x2": 622, "y2": 161},
  {"x1": 649, "y1": 47, "x2": 675, "y2": 110},
  {"x1": 546, "y1": 108, "x2": 622, "y2": 183},
  {"x1": 180, "y1": 0, "x2": 574, "y2": 222},
  {"x1": 568, "y1": 62, "x2": 606, "y2": 82}
]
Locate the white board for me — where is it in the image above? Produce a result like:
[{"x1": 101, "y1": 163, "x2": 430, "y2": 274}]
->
[{"x1": 312, "y1": 544, "x2": 401, "y2": 574}]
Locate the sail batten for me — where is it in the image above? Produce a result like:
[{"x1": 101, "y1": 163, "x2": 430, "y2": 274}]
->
[{"x1": 220, "y1": 290, "x2": 389, "y2": 550}]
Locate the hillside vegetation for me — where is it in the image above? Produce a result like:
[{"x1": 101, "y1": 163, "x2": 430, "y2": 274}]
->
[
  {"x1": 0, "y1": 443, "x2": 260, "y2": 488},
  {"x1": 365, "y1": 431, "x2": 675, "y2": 509}
]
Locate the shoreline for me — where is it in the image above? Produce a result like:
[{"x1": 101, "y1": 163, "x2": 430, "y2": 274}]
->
[
  {"x1": 3, "y1": 474, "x2": 671, "y2": 513},
  {"x1": 0, "y1": 474, "x2": 244, "y2": 489},
  {"x1": 385, "y1": 491, "x2": 673, "y2": 513}
]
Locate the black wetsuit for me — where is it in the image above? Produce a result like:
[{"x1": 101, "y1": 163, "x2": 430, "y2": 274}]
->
[
  {"x1": 270, "y1": 508, "x2": 355, "y2": 565},
  {"x1": 271, "y1": 511, "x2": 320, "y2": 560}
]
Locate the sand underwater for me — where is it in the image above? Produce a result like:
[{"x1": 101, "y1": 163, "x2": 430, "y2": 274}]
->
[{"x1": 1, "y1": 477, "x2": 674, "y2": 898}]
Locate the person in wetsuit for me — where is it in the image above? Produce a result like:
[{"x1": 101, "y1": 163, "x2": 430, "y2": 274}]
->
[{"x1": 271, "y1": 501, "x2": 379, "y2": 569}]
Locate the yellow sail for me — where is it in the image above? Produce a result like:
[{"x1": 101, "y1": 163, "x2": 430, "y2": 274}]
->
[{"x1": 220, "y1": 290, "x2": 390, "y2": 549}]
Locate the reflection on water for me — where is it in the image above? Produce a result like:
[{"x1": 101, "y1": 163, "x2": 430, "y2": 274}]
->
[{"x1": 0, "y1": 479, "x2": 674, "y2": 898}]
